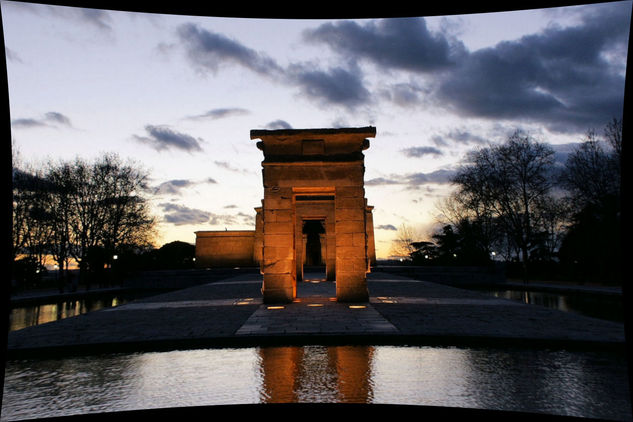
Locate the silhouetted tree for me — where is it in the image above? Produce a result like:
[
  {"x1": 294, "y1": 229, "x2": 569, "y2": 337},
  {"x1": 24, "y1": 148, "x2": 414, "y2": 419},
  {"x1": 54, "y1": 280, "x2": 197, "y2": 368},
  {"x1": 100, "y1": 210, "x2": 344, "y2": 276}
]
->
[
  {"x1": 557, "y1": 119, "x2": 621, "y2": 284},
  {"x1": 12, "y1": 153, "x2": 157, "y2": 290},
  {"x1": 451, "y1": 131, "x2": 557, "y2": 282},
  {"x1": 11, "y1": 166, "x2": 55, "y2": 276}
]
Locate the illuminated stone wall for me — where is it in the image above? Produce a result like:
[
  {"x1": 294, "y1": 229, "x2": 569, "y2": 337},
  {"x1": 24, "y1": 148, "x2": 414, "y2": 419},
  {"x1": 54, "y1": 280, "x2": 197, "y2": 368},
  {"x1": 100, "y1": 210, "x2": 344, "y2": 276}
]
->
[
  {"x1": 194, "y1": 127, "x2": 377, "y2": 303},
  {"x1": 194, "y1": 230, "x2": 256, "y2": 268},
  {"x1": 252, "y1": 127, "x2": 376, "y2": 303}
]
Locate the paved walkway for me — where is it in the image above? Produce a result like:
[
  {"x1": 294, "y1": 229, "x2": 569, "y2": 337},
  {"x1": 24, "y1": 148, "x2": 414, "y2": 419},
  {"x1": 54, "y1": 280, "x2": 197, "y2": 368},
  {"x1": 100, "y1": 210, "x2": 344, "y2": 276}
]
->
[{"x1": 5, "y1": 271, "x2": 627, "y2": 359}]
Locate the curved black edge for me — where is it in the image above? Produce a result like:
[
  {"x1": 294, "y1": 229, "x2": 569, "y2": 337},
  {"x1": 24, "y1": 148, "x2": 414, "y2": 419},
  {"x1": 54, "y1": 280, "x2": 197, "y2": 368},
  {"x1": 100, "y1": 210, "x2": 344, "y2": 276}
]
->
[
  {"x1": 5, "y1": 334, "x2": 627, "y2": 361},
  {"x1": 7, "y1": 403, "x2": 615, "y2": 422}
]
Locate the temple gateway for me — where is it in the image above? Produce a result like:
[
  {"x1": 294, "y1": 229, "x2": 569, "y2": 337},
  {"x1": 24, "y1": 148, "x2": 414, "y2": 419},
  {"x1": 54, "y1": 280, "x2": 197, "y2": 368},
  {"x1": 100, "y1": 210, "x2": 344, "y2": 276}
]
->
[{"x1": 194, "y1": 127, "x2": 377, "y2": 303}]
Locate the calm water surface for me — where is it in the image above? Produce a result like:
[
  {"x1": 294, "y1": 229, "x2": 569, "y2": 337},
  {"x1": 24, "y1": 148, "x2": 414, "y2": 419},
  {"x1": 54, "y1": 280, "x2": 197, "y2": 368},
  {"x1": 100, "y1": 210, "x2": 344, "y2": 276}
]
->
[
  {"x1": 2, "y1": 346, "x2": 631, "y2": 421},
  {"x1": 8, "y1": 296, "x2": 133, "y2": 332},
  {"x1": 481, "y1": 289, "x2": 625, "y2": 322}
]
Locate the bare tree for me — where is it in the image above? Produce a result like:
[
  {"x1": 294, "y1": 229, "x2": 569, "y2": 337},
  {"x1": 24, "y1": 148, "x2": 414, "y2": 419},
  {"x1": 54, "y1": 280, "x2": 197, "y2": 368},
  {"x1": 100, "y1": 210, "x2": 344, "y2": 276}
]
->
[
  {"x1": 450, "y1": 131, "x2": 557, "y2": 281},
  {"x1": 559, "y1": 124, "x2": 621, "y2": 211},
  {"x1": 389, "y1": 223, "x2": 419, "y2": 259}
]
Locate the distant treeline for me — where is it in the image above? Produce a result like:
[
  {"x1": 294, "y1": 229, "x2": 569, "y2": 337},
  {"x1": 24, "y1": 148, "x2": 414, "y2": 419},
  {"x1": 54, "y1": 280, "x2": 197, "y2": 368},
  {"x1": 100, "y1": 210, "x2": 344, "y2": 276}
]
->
[
  {"x1": 11, "y1": 153, "x2": 158, "y2": 291},
  {"x1": 392, "y1": 118, "x2": 621, "y2": 285}
]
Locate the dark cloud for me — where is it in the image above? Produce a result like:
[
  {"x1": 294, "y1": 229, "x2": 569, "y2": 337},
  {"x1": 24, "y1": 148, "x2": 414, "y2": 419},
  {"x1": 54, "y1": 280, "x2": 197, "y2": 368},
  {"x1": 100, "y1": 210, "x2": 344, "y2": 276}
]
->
[
  {"x1": 11, "y1": 118, "x2": 46, "y2": 129},
  {"x1": 11, "y1": 111, "x2": 72, "y2": 129},
  {"x1": 44, "y1": 112, "x2": 72, "y2": 126},
  {"x1": 160, "y1": 203, "x2": 211, "y2": 226},
  {"x1": 286, "y1": 62, "x2": 370, "y2": 109},
  {"x1": 365, "y1": 177, "x2": 401, "y2": 186},
  {"x1": 303, "y1": 17, "x2": 466, "y2": 72},
  {"x1": 376, "y1": 224, "x2": 397, "y2": 231},
  {"x1": 405, "y1": 169, "x2": 456, "y2": 186},
  {"x1": 177, "y1": 23, "x2": 283, "y2": 77},
  {"x1": 401, "y1": 146, "x2": 444, "y2": 157},
  {"x1": 265, "y1": 120, "x2": 293, "y2": 130},
  {"x1": 380, "y1": 82, "x2": 429, "y2": 107},
  {"x1": 154, "y1": 179, "x2": 195, "y2": 195},
  {"x1": 154, "y1": 178, "x2": 218, "y2": 195},
  {"x1": 176, "y1": 22, "x2": 371, "y2": 110},
  {"x1": 366, "y1": 168, "x2": 456, "y2": 188},
  {"x1": 133, "y1": 125, "x2": 203, "y2": 152},
  {"x1": 436, "y1": 2, "x2": 630, "y2": 133},
  {"x1": 432, "y1": 129, "x2": 488, "y2": 147},
  {"x1": 77, "y1": 7, "x2": 112, "y2": 32},
  {"x1": 186, "y1": 108, "x2": 249, "y2": 121}
]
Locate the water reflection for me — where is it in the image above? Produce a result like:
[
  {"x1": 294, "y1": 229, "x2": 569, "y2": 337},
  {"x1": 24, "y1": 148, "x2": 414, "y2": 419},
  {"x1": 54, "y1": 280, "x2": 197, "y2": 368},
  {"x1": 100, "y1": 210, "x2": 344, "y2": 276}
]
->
[
  {"x1": 259, "y1": 346, "x2": 373, "y2": 403},
  {"x1": 485, "y1": 289, "x2": 624, "y2": 322},
  {"x1": 8, "y1": 297, "x2": 129, "y2": 332},
  {"x1": 2, "y1": 346, "x2": 631, "y2": 421}
]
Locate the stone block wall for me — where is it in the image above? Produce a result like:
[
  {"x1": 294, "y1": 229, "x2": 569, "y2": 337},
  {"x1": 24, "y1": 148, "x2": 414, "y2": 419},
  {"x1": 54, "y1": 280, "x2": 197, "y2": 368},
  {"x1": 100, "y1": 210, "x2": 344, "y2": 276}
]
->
[{"x1": 194, "y1": 231, "x2": 256, "y2": 268}]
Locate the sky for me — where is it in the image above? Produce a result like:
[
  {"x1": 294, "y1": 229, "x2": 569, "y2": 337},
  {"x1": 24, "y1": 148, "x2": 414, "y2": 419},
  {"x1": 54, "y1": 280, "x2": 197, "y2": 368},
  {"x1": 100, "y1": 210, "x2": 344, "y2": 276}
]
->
[{"x1": 3, "y1": 1, "x2": 630, "y2": 259}]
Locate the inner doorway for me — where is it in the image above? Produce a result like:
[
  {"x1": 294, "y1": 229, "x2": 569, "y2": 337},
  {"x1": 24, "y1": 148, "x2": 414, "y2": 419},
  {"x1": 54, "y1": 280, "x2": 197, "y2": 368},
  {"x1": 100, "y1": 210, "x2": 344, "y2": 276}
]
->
[{"x1": 302, "y1": 219, "x2": 326, "y2": 282}]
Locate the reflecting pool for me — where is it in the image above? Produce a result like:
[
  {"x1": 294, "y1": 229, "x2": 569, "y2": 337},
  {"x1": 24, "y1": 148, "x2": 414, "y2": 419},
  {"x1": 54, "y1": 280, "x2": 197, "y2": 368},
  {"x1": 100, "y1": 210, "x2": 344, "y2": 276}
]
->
[
  {"x1": 481, "y1": 289, "x2": 625, "y2": 322},
  {"x1": 7, "y1": 296, "x2": 131, "y2": 332},
  {"x1": 2, "y1": 345, "x2": 631, "y2": 421}
]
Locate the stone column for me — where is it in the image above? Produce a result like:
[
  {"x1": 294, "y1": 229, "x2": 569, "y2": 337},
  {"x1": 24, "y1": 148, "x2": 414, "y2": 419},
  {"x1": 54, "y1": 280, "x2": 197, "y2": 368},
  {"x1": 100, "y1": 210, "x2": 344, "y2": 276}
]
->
[
  {"x1": 365, "y1": 205, "x2": 376, "y2": 270},
  {"x1": 261, "y1": 186, "x2": 296, "y2": 303},
  {"x1": 335, "y1": 186, "x2": 369, "y2": 302},
  {"x1": 254, "y1": 206, "x2": 263, "y2": 271}
]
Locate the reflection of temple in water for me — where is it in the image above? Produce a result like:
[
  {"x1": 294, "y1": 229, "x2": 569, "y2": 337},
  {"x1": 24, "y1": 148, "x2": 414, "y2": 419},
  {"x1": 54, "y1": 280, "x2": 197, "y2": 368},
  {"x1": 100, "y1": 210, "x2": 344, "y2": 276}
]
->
[
  {"x1": 258, "y1": 346, "x2": 375, "y2": 403},
  {"x1": 195, "y1": 127, "x2": 377, "y2": 303}
]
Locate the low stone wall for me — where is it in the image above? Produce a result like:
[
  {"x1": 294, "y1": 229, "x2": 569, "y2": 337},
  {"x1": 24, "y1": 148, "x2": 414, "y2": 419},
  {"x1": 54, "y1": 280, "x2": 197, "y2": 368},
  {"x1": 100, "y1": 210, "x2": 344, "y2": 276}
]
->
[
  {"x1": 195, "y1": 230, "x2": 257, "y2": 268},
  {"x1": 375, "y1": 264, "x2": 506, "y2": 286}
]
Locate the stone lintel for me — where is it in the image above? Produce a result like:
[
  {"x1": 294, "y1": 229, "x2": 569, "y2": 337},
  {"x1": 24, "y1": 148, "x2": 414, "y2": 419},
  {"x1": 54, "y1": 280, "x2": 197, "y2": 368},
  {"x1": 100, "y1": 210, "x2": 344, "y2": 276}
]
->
[
  {"x1": 250, "y1": 126, "x2": 376, "y2": 139},
  {"x1": 260, "y1": 156, "x2": 364, "y2": 165}
]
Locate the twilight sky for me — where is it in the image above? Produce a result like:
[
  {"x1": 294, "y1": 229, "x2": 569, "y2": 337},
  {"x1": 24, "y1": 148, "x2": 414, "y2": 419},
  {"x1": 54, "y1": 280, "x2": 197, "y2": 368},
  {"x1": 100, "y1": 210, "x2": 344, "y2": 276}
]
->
[{"x1": 3, "y1": 1, "x2": 630, "y2": 259}]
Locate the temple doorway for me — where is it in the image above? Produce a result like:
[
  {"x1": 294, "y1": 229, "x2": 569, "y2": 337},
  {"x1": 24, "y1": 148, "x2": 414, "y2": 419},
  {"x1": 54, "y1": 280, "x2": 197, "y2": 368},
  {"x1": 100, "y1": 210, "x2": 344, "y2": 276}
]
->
[{"x1": 302, "y1": 219, "x2": 326, "y2": 283}]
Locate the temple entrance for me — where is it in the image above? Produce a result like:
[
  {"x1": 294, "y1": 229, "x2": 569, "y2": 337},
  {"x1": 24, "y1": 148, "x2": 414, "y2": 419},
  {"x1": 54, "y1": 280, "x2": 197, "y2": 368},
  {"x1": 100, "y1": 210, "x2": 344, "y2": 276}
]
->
[
  {"x1": 302, "y1": 219, "x2": 326, "y2": 283},
  {"x1": 251, "y1": 126, "x2": 377, "y2": 303}
]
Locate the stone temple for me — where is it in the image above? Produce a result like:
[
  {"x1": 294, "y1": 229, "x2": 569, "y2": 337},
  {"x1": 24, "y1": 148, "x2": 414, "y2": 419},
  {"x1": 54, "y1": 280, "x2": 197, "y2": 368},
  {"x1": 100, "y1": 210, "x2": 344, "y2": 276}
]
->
[{"x1": 194, "y1": 127, "x2": 377, "y2": 303}]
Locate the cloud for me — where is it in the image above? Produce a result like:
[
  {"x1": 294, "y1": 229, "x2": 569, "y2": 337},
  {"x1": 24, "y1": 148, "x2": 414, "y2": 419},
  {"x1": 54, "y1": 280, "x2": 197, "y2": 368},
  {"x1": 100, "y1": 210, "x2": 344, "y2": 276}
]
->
[
  {"x1": 185, "y1": 107, "x2": 249, "y2": 121},
  {"x1": 4, "y1": 2, "x2": 113, "y2": 33},
  {"x1": 154, "y1": 179, "x2": 195, "y2": 195},
  {"x1": 133, "y1": 125, "x2": 203, "y2": 152},
  {"x1": 431, "y1": 128, "x2": 488, "y2": 147},
  {"x1": 11, "y1": 111, "x2": 73, "y2": 129},
  {"x1": 159, "y1": 202, "x2": 254, "y2": 227},
  {"x1": 159, "y1": 203, "x2": 211, "y2": 226},
  {"x1": 365, "y1": 177, "x2": 401, "y2": 186},
  {"x1": 265, "y1": 120, "x2": 293, "y2": 130},
  {"x1": 376, "y1": 224, "x2": 397, "y2": 231},
  {"x1": 175, "y1": 22, "x2": 371, "y2": 110},
  {"x1": 44, "y1": 112, "x2": 72, "y2": 126},
  {"x1": 366, "y1": 169, "x2": 457, "y2": 188},
  {"x1": 286, "y1": 62, "x2": 370, "y2": 109},
  {"x1": 154, "y1": 178, "x2": 217, "y2": 195},
  {"x1": 401, "y1": 146, "x2": 444, "y2": 157},
  {"x1": 214, "y1": 161, "x2": 248, "y2": 173},
  {"x1": 303, "y1": 17, "x2": 466, "y2": 72},
  {"x1": 177, "y1": 23, "x2": 283, "y2": 77},
  {"x1": 435, "y1": 2, "x2": 630, "y2": 133},
  {"x1": 5, "y1": 47, "x2": 23, "y2": 63}
]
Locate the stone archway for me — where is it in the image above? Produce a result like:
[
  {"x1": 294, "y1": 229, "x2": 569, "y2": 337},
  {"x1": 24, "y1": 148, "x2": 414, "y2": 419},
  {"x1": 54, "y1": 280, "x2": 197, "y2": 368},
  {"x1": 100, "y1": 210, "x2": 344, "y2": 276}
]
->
[{"x1": 251, "y1": 127, "x2": 376, "y2": 303}]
